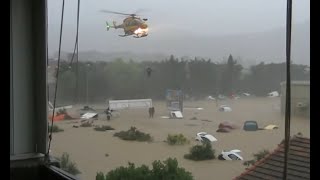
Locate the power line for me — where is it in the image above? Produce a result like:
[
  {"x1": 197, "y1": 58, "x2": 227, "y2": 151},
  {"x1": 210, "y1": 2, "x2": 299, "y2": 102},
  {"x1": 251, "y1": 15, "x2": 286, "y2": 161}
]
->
[
  {"x1": 69, "y1": 0, "x2": 80, "y2": 66},
  {"x1": 47, "y1": 0, "x2": 65, "y2": 157},
  {"x1": 70, "y1": 0, "x2": 80, "y2": 104}
]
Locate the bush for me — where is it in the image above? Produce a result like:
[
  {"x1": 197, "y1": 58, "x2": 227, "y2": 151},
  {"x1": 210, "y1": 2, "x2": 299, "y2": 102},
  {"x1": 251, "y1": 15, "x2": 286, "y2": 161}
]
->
[
  {"x1": 59, "y1": 152, "x2": 81, "y2": 175},
  {"x1": 96, "y1": 157, "x2": 193, "y2": 180},
  {"x1": 184, "y1": 142, "x2": 215, "y2": 161},
  {"x1": 94, "y1": 125, "x2": 115, "y2": 131},
  {"x1": 96, "y1": 172, "x2": 105, "y2": 180},
  {"x1": 80, "y1": 121, "x2": 93, "y2": 127},
  {"x1": 114, "y1": 126, "x2": 152, "y2": 142},
  {"x1": 243, "y1": 149, "x2": 270, "y2": 167},
  {"x1": 167, "y1": 134, "x2": 190, "y2": 145},
  {"x1": 49, "y1": 124, "x2": 64, "y2": 133}
]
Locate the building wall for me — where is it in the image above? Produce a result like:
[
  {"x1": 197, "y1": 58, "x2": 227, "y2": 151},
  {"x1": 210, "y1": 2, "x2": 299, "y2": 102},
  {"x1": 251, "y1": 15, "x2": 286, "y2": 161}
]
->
[
  {"x1": 10, "y1": 0, "x2": 48, "y2": 155},
  {"x1": 280, "y1": 82, "x2": 310, "y2": 118}
]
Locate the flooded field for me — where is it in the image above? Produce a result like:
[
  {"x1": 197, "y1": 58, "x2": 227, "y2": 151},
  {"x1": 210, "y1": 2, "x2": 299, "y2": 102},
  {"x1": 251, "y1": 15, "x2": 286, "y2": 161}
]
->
[{"x1": 51, "y1": 97, "x2": 310, "y2": 180}]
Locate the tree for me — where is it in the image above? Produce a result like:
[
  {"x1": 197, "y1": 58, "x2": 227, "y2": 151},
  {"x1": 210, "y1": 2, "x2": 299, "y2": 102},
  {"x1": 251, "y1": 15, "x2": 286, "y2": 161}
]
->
[{"x1": 220, "y1": 54, "x2": 242, "y2": 95}]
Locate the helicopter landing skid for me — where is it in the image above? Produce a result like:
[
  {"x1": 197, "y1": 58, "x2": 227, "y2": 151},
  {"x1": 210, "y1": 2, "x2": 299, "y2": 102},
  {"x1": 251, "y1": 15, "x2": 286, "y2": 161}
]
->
[
  {"x1": 133, "y1": 34, "x2": 148, "y2": 38},
  {"x1": 119, "y1": 34, "x2": 131, "y2": 37}
]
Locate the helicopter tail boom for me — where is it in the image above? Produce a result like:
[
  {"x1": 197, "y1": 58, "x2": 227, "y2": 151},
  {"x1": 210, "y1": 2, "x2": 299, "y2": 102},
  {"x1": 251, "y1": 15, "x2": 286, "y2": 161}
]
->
[
  {"x1": 113, "y1": 21, "x2": 119, "y2": 29},
  {"x1": 106, "y1": 21, "x2": 122, "y2": 30}
]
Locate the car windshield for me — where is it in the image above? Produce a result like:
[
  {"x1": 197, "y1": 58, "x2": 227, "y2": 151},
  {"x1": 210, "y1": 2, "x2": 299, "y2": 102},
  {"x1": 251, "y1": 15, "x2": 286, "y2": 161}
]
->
[{"x1": 228, "y1": 154, "x2": 239, "y2": 160}]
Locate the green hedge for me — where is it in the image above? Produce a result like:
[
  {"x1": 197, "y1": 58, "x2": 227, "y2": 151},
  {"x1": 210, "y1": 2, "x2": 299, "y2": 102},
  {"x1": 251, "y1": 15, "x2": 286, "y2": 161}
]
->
[
  {"x1": 96, "y1": 158, "x2": 193, "y2": 180},
  {"x1": 167, "y1": 134, "x2": 190, "y2": 145},
  {"x1": 94, "y1": 125, "x2": 115, "y2": 131},
  {"x1": 49, "y1": 124, "x2": 64, "y2": 133},
  {"x1": 58, "y1": 152, "x2": 81, "y2": 175},
  {"x1": 184, "y1": 142, "x2": 215, "y2": 161},
  {"x1": 114, "y1": 127, "x2": 152, "y2": 142}
]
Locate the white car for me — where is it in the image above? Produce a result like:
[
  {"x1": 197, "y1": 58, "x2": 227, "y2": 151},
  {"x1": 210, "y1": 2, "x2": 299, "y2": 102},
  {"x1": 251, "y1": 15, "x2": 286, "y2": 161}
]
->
[
  {"x1": 218, "y1": 95, "x2": 226, "y2": 100},
  {"x1": 233, "y1": 96, "x2": 240, "y2": 100},
  {"x1": 195, "y1": 132, "x2": 217, "y2": 142},
  {"x1": 207, "y1": 96, "x2": 216, "y2": 100},
  {"x1": 218, "y1": 149, "x2": 243, "y2": 160},
  {"x1": 219, "y1": 105, "x2": 232, "y2": 112},
  {"x1": 268, "y1": 91, "x2": 279, "y2": 97}
]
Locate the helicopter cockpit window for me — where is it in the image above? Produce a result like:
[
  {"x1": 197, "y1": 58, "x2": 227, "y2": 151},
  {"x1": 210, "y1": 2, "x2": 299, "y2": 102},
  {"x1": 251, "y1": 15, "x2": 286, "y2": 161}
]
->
[{"x1": 128, "y1": 20, "x2": 138, "y2": 26}]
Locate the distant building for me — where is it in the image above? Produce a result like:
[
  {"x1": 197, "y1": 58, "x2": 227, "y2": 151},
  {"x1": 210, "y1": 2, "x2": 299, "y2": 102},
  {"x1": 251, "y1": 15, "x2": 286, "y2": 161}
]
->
[{"x1": 280, "y1": 81, "x2": 310, "y2": 118}]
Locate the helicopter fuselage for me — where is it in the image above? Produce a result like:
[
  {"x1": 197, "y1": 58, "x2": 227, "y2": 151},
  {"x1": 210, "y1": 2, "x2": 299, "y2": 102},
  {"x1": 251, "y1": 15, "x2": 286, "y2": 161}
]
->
[
  {"x1": 115, "y1": 17, "x2": 148, "y2": 38},
  {"x1": 101, "y1": 9, "x2": 149, "y2": 38}
]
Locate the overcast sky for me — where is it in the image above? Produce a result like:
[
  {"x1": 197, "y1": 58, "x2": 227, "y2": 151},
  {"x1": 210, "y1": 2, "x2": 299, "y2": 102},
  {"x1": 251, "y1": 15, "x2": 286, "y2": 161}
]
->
[{"x1": 48, "y1": 0, "x2": 310, "y2": 61}]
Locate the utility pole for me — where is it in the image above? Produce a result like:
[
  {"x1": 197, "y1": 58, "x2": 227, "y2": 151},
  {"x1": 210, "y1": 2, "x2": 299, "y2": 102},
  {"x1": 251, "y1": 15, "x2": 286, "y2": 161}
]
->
[
  {"x1": 283, "y1": 0, "x2": 292, "y2": 179},
  {"x1": 86, "y1": 63, "x2": 90, "y2": 106}
]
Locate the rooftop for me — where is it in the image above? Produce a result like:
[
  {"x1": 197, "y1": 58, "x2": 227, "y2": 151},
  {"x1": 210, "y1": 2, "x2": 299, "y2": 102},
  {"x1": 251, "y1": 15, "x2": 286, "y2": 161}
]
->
[
  {"x1": 280, "y1": 81, "x2": 310, "y2": 86},
  {"x1": 234, "y1": 135, "x2": 310, "y2": 180}
]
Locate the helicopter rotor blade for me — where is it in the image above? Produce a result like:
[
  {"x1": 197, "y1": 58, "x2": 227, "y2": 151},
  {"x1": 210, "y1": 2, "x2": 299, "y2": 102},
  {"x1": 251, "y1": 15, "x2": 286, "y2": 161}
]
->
[
  {"x1": 100, "y1": 9, "x2": 132, "y2": 16},
  {"x1": 132, "y1": 8, "x2": 148, "y2": 16},
  {"x1": 100, "y1": 9, "x2": 148, "y2": 17}
]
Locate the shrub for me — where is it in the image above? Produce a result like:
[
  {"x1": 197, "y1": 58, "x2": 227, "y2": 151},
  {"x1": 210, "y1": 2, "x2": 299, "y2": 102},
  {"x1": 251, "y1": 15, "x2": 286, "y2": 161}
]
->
[
  {"x1": 80, "y1": 121, "x2": 93, "y2": 127},
  {"x1": 96, "y1": 157, "x2": 193, "y2": 180},
  {"x1": 49, "y1": 124, "x2": 64, "y2": 133},
  {"x1": 96, "y1": 172, "x2": 105, "y2": 180},
  {"x1": 243, "y1": 149, "x2": 270, "y2": 167},
  {"x1": 59, "y1": 152, "x2": 81, "y2": 175},
  {"x1": 184, "y1": 142, "x2": 215, "y2": 161},
  {"x1": 94, "y1": 125, "x2": 115, "y2": 131},
  {"x1": 114, "y1": 126, "x2": 152, "y2": 142},
  {"x1": 167, "y1": 134, "x2": 190, "y2": 145}
]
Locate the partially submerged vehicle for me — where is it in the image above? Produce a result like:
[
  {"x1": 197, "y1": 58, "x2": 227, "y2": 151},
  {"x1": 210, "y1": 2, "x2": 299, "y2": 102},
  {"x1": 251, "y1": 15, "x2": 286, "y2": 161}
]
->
[
  {"x1": 218, "y1": 94, "x2": 226, "y2": 100},
  {"x1": 170, "y1": 111, "x2": 183, "y2": 119},
  {"x1": 263, "y1": 124, "x2": 279, "y2": 130},
  {"x1": 219, "y1": 121, "x2": 238, "y2": 129},
  {"x1": 217, "y1": 121, "x2": 238, "y2": 132},
  {"x1": 218, "y1": 149, "x2": 243, "y2": 160},
  {"x1": 207, "y1": 96, "x2": 216, "y2": 100},
  {"x1": 80, "y1": 112, "x2": 98, "y2": 120},
  {"x1": 195, "y1": 132, "x2": 217, "y2": 142},
  {"x1": 243, "y1": 121, "x2": 259, "y2": 131},
  {"x1": 219, "y1": 105, "x2": 232, "y2": 112},
  {"x1": 216, "y1": 127, "x2": 231, "y2": 133},
  {"x1": 268, "y1": 91, "x2": 279, "y2": 97}
]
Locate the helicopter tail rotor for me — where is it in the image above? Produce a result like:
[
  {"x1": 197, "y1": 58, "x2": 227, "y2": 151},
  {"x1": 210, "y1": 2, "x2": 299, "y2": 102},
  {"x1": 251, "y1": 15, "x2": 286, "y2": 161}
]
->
[{"x1": 106, "y1": 21, "x2": 110, "y2": 31}]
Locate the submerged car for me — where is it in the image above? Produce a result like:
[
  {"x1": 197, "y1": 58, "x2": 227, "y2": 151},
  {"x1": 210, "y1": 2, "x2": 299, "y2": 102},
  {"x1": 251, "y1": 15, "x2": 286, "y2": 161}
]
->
[
  {"x1": 218, "y1": 149, "x2": 243, "y2": 160},
  {"x1": 218, "y1": 95, "x2": 226, "y2": 100},
  {"x1": 207, "y1": 95, "x2": 216, "y2": 100},
  {"x1": 195, "y1": 132, "x2": 217, "y2": 142},
  {"x1": 219, "y1": 105, "x2": 232, "y2": 112}
]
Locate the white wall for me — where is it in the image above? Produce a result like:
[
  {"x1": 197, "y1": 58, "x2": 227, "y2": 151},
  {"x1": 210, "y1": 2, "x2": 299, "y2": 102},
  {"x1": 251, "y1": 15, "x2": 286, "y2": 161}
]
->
[{"x1": 10, "y1": 0, "x2": 48, "y2": 155}]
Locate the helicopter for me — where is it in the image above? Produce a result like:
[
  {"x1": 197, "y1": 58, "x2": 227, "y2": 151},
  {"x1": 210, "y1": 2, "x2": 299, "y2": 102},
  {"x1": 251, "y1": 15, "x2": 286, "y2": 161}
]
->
[{"x1": 100, "y1": 9, "x2": 149, "y2": 38}]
